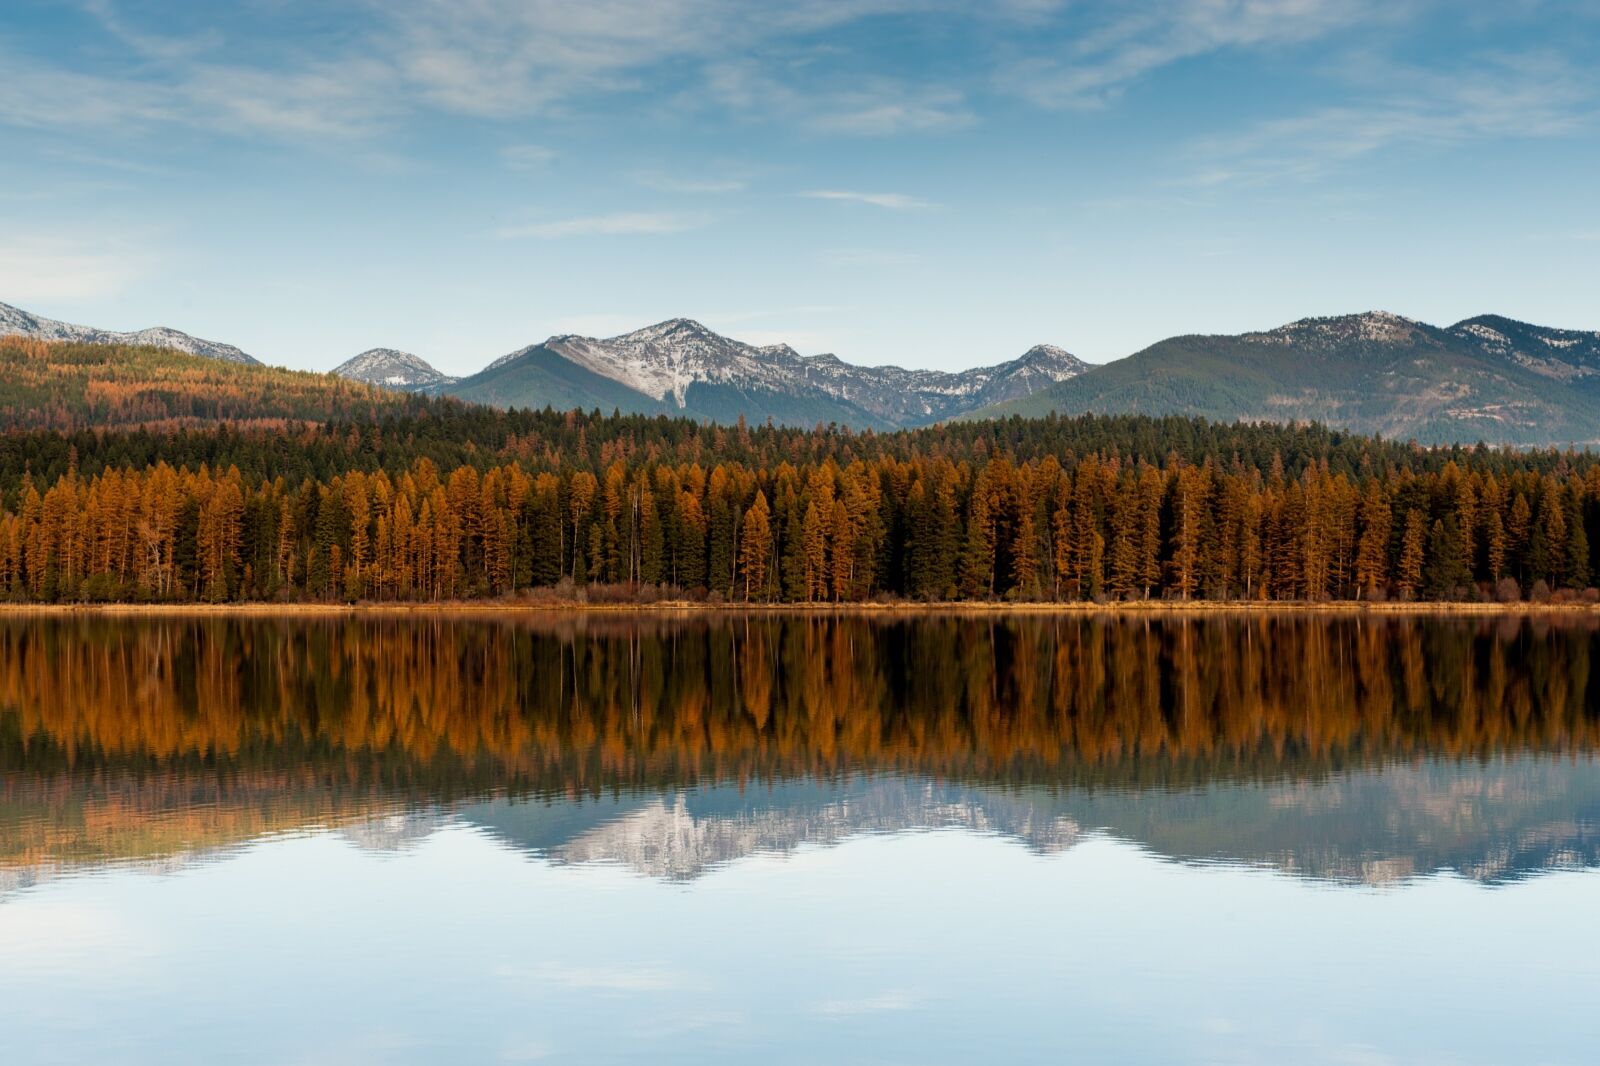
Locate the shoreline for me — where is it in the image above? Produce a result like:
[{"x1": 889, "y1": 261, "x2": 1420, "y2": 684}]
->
[{"x1": 0, "y1": 599, "x2": 1593, "y2": 617}]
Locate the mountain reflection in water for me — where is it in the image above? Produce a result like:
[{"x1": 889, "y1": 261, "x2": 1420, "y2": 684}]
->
[{"x1": 3, "y1": 611, "x2": 1599, "y2": 890}]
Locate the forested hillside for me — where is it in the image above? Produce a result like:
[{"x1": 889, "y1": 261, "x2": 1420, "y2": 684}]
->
[
  {"x1": 979, "y1": 312, "x2": 1600, "y2": 446},
  {"x1": 0, "y1": 337, "x2": 432, "y2": 431},
  {"x1": 439, "y1": 318, "x2": 1088, "y2": 429},
  {"x1": 0, "y1": 397, "x2": 1596, "y2": 604}
]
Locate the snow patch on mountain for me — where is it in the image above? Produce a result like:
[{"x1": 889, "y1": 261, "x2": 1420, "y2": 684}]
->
[
  {"x1": 490, "y1": 318, "x2": 1090, "y2": 426},
  {"x1": 0, "y1": 299, "x2": 257, "y2": 365},
  {"x1": 1252, "y1": 311, "x2": 1424, "y2": 347},
  {"x1": 1457, "y1": 323, "x2": 1510, "y2": 346},
  {"x1": 1449, "y1": 315, "x2": 1600, "y2": 382},
  {"x1": 334, "y1": 348, "x2": 456, "y2": 390}
]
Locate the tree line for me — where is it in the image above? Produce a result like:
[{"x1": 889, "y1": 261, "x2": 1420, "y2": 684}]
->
[
  {"x1": 12, "y1": 613, "x2": 1597, "y2": 877},
  {"x1": 7, "y1": 614, "x2": 1598, "y2": 788},
  {"x1": 1, "y1": 438, "x2": 1597, "y2": 603},
  {"x1": 0, "y1": 337, "x2": 428, "y2": 431}
]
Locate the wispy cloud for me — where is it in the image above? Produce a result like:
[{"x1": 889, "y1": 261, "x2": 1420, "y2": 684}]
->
[
  {"x1": 809, "y1": 86, "x2": 974, "y2": 134},
  {"x1": 0, "y1": 1, "x2": 969, "y2": 144},
  {"x1": 376, "y1": 0, "x2": 971, "y2": 132},
  {"x1": 495, "y1": 212, "x2": 707, "y2": 239},
  {"x1": 502, "y1": 144, "x2": 558, "y2": 171},
  {"x1": 0, "y1": 46, "x2": 398, "y2": 139},
  {"x1": 996, "y1": 0, "x2": 1395, "y2": 109},
  {"x1": 1180, "y1": 50, "x2": 1598, "y2": 187},
  {"x1": 703, "y1": 61, "x2": 973, "y2": 134},
  {"x1": 81, "y1": 0, "x2": 223, "y2": 62},
  {"x1": 802, "y1": 190, "x2": 934, "y2": 210},
  {"x1": 821, "y1": 247, "x2": 922, "y2": 267},
  {"x1": 634, "y1": 172, "x2": 748, "y2": 194}
]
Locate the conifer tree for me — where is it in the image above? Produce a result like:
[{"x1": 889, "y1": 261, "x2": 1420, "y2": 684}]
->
[
  {"x1": 1398, "y1": 509, "x2": 1427, "y2": 599},
  {"x1": 738, "y1": 491, "x2": 772, "y2": 601}
]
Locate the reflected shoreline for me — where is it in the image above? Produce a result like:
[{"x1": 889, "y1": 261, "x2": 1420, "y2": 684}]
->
[
  {"x1": 4, "y1": 611, "x2": 1600, "y2": 890},
  {"x1": 7, "y1": 756, "x2": 1600, "y2": 891},
  {"x1": 0, "y1": 601, "x2": 1598, "y2": 615}
]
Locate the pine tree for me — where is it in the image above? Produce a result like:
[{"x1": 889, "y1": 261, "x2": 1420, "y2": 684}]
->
[
  {"x1": 1398, "y1": 509, "x2": 1427, "y2": 599},
  {"x1": 801, "y1": 501, "x2": 827, "y2": 601},
  {"x1": 1424, "y1": 516, "x2": 1470, "y2": 600},
  {"x1": 738, "y1": 491, "x2": 772, "y2": 601},
  {"x1": 1353, "y1": 481, "x2": 1391, "y2": 598},
  {"x1": 567, "y1": 472, "x2": 598, "y2": 581},
  {"x1": 1566, "y1": 492, "x2": 1591, "y2": 590}
]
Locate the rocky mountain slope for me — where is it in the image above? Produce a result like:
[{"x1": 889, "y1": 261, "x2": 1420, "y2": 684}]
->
[
  {"x1": 1452, "y1": 314, "x2": 1600, "y2": 387},
  {"x1": 0, "y1": 299, "x2": 258, "y2": 365},
  {"x1": 0, "y1": 299, "x2": 1083, "y2": 430},
  {"x1": 448, "y1": 318, "x2": 1089, "y2": 429},
  {"x1": 333, "y1": 348, "x2": 456, "y2": 390},
  {"x1": 14, "y1": 293, "x2": 1600, "y2": 444},
  {"x1": 978, "y1": 311, "x2": 1600, "y2": 446}
]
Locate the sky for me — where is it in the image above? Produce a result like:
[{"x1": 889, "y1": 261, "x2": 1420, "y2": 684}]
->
[{"x1": 1, "y1": 1, "x2": 1597, "y2": 376}]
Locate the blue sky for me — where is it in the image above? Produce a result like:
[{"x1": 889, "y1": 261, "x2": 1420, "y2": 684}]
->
[{"x1": 1, "y1": 1, "x2": 1597, "y2": 374}]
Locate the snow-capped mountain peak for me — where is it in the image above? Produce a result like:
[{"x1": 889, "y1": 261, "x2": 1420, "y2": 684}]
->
[
  {"x1": 1014, "y1": 343, "x2": 1090, "y2": 376},
  {"x1": 0, "y1": 299, "x2": 258, "y2": 364},
  {"x1": 542, "y1": 318, "x2": 803, "y2": 407},
  {"x1": 474, "y1": 317, "x2": 1089, "y2": 426},
  {"x1": 333, "y1": 348, "x2": 456, "y2": 391}
]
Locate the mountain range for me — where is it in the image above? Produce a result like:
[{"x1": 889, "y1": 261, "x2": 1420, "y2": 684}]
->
[
  {"x1": 440, "y1": 318, "x2": 1090, "y2": 429},
  {"x1": 6, "y1": 298, "x2": 1600, "y2": 443},
  {"x1": 979, "y1": 310, "x2": 1600, "y2": 445},
  {"x1": 0, "y1": 299, "x2": 257, "y2": 365}
]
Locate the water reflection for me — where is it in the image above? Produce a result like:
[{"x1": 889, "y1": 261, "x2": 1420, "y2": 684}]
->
[{"x1": 3, "y1": 612, "x2": 1599, "y2": 888}]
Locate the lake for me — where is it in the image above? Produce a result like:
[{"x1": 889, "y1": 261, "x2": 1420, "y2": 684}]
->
[{"x1": 3, "y1": 611, "x2": 1599, "y2": 1064}]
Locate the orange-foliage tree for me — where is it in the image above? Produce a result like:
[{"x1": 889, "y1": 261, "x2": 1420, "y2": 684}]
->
[{"x1": 0, "y1": 447, "x2": 1595, "y2": 603}]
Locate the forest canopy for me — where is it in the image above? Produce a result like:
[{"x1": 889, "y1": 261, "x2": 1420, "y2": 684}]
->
[{"x1": 0, "y1": 378, "x2": 1596, "y2": 603}]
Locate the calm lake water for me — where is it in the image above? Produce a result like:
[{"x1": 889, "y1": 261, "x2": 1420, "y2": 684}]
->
[{"x1": 3, "y1": 612, "x2": 1599, "y2": 1064}]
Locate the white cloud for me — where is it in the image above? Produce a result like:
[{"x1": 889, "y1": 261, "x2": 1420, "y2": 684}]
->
[
  {"x1": 2, "y1": 0, "x2": 1587, "y2": 172},
  {"x1": 0, "y1": 45, "x2": 398, "y2": 139},
  {"x1": 1180, "y1": 50, "x2": 1598, "y2": 186},
  {"x1": 802, "y1": 189, "x2": 934, "y2": 210},
  {"x1": 703, "y1": 60, "x2": 973, "y2": 134},
  {"x1": 996, "y1": 0, "x2": 1395, "y2": 109},
  {"x1": 808, "y1": 84, "x2": 974, "y2": 134},
  {"x1": 82, "y1": 0, "x2": 223, "y2": 62},
  {"x1": 502, "y1": 144, "x2": 558, "y2": 171},
  {"x1": 0, "y1": 1, "x2": 967, "y2": 142},
  {"x1": 822, "y1": 247, "x2": 922, "y2": 267},
  {"x1": 4, "y1": 1, "x2": 1377, "y2": 145},
  {"x1": 495, "y1": 211, "x2": 706, "y2": 239},
  {"x1": 634, "y1": 172, "x2": 748, "y2": 194},
  {"x1": 380, "y1": 0, "x2": 968, "y2": 129}
]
